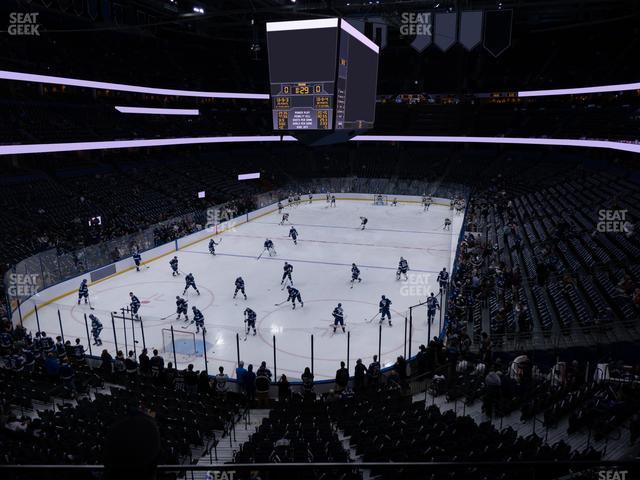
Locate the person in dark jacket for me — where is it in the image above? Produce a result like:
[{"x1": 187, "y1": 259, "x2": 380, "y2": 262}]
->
[
  {"x1": 335, "y1": 361, "x2": 349, "y2": 392},
  {"x1": 353, "y1": 359, "x2": 367, "y2": 393},
  {"x1": 138, "y1": 348, "x2": 151, "y2": 376},
  {"x1": 243, "y1": 364, "x2": 256, "y2": 402}
]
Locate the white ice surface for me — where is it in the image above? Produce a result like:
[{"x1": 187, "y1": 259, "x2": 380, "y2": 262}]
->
[{"x1": 27, "y1": 199, "x2": 463, "y2": 381}]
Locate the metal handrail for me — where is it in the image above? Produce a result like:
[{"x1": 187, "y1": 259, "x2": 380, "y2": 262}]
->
[{"x1": 0, "y1": 460, "x2": 637, "y2": 470}]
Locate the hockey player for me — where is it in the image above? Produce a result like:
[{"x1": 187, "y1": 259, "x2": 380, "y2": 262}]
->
[
  {"x1": 437, "y1": 268, "x2": 449, "y2": 292},
  {"x1": 89, "y1": 314, "x2": 103, "y2": 346},
  {"x1": 308, "y1": 193, "x2": 313, "y2": 204},
  {"x1": 129, "y1": 292, "x2": 141, "y2": 319},
  {"x1": 183, "y1": 273, "x2": 200, "y2": 295},
  {"x1": 244, "y1": 307, "x2": 257, "y2": 336},
  {"x1": 396, "y1": 257, "x2": 409, "y2": 281},
  {"x1": 234, "y1": 276, "x2": 247, "y2": 300},
  {"x1": 278, "y1": 201, "x2": 284, "y2": 213},
  {"x1": 169, "y1": 256, "x2": 179, "y2": 276},
  {"x1": 360, "y1": 216, "x2": 368, "y2": 230},
  {"x1": 192, "y1": 306, "x2": 205, "y2": 334},
  {"x1": 443, "y1": 218, "x2": 452, "y2": 230},
  {"x1": 330, "y1": 195, "x2": 336, "y2": 207},
  {"x1": 392, "y1": 198, "x2": 398, "y2": 207},
  {"x1": 133, "y1": 251, "x2": 142, "y2": 271},
  {"x1": 288, "y1": 226, "x2": 298, "y2": 245},
  {"x1": 379, "y1": 295, "x2": 392, "y2": 326},
  {"x1": 280, "y1": 212, "x2": 290, "y2": 225},
  {"x1": 326, "y1": 192, "x2": 331, "y2": 203},
  {"x1": 78, "y1": 279, "x2": 89, "y2": 305},
  {"x1": 209, "y1": 238, "x2": 220, "y2": 255},
  {"x1": 351, "y1": 263, "x2": 362, "y2": 286},
  {"x1": 281, "y1": 262, "x2": 293, "y2": 286},
  {"x1": 424, "y1": 195, "x2": 432, "y2": 212},
  {"x1": 264, "y1": 238, "x2": 276, "y2": 257},
  {"x1": 176, "y1": 296, "x2": 188, "y2": 321},
  {"x1": 332, "y1": 303, "x2": 345, "y2": 333},
  {"x1": 426, "y1": 292, "x2": 440, "y2": 324},
  {"x1": 286, "y1": 285, "x2": 304, "y2": 309}
]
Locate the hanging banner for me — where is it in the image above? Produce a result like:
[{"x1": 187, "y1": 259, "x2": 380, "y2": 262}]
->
[
  {"x1": 459, "y1": 11, "x2": 483, "y2": 50},
  {"x1": 434, "y1": 12, "x2": 457, "y2": 52},
  {"x1": 483, "y1": 9, "x2": 513, "y2": 58}
]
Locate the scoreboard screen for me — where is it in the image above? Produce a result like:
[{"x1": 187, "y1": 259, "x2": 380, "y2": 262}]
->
[{"x1": 267, "y1": 18, "x2": 379, "y2": 131}]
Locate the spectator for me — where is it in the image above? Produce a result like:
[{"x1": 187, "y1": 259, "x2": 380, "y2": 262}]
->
[
  {"x1": 277, "y1": 374, "x2": 291, "y2": 402},
  {"x1": 138, "y1": 348, "x2": 151, "y2": 376},
  {"x1": 368, "y1": 355, "x2": 381, "y2": 388},
  {"x1": 301, "y1": 367, "x2": 314, "y2": 394},
  {"x1": 353, "y1": 358, "x2": 367, "y2": 393},
  {"x1": 480, "y1": 332, "x2": 492, "y2": 364},
  {"x1": 72, "y1": 338, "x2": 85, "y2": 365},
  {"x1": 415, "y1": 345, "x2": 428, "y2": 375},
  {"x1": 162, "y1": 362, "x2": 177, "y2": 388},
  {"x1": 484, "y1": 368, "x2": 502, "y2": 417},
  {"x1": 104, "y1": 413, "x2": 161, "y2": 480},
  {"x1": 100, "y1": 349, "x2": 113, "y2": 378},
  {"x1": 54, "y1": 336, "x2": 66, "y2": 360},
  {"x1": 394, "y1": 356, "x2": 408, "y2": 380},
  {"x1": 125, "y1": 351, "x2": 138, "y2": 377},
  {"x1": 198, "y1": 370, "x2": 211, "y2": 395},
  {"x1": 459, "y1": 331, "x2": 472, "y2": 357},
  {"x1": 257, "y1": 361, "x2": 272, "y2": 380},
  {"x1": 214, "y1": 366, "x2": 229, "y2": 394},
  {"x1": 335, "y1": 361, "x2": 349, "y2": 392},
  {"x1": 236, "y1": 360, "x2": 247, "y2": 391},
  {"x1": 184, "y1": 364, "x2": 198, "y2": 395},
  {"x1": 255, "y1": 370, "x2": 271, "y2": 408},
  {"x1": 244, "y1": 363, "x2": 256, "y2": 402},
  {"x1": 59, "y1": 360, "x2": 76, "y2": 395},
  {"x1": 149, "y1": 349, "x2": 164, "y2": 377},
  {"x1": 44, "y1": 352, "x2": 60, "y2": 379}
]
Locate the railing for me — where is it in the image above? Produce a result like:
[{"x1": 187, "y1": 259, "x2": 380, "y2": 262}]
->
[
  {"x1": 0, "y1": 461, "x2": 637, "y2": 480},
  {"x1": 483, "y1": 322, "x2": 640, "y2": 353}
]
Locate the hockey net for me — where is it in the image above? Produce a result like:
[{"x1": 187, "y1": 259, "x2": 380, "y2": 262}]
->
[
  {"x1": 162, "y1": 328, "x2": 197, "y2": 356},
  {"x1": 372, "y1": 194, "x2": 389, "y2": 205}
]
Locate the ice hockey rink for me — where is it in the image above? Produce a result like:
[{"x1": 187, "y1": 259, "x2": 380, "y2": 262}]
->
[{"x1": 23, "y1": 198, "x2": 464, "y2": 380}]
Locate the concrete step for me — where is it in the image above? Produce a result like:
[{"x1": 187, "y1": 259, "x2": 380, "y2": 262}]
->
[{"x1": 197, "y1": 409, "x2": 271, "y2": 467}]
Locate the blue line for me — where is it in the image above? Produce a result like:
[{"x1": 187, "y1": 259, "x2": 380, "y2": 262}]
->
[
  {"x1": 181, "y1": 250, "x2": 440, "y2": 274},
  {"x1": 253, "y1": 220, "x2": 455, "y2": 236}
]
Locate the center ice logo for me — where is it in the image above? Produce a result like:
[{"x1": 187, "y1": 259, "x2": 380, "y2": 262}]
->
[{"x1": 400, "y1": 273, "x2": 431, "y2": 297}]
